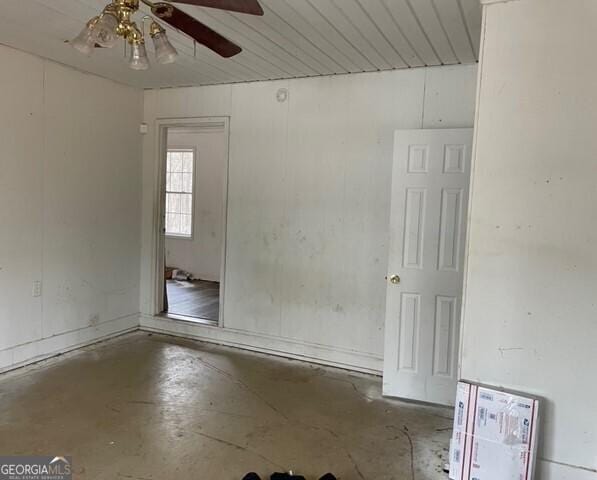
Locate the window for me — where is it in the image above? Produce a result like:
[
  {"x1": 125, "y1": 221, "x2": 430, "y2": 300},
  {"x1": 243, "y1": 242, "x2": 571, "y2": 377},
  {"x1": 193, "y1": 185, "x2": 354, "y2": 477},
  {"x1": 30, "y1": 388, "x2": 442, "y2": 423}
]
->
[{"x1": 165, "y1": 149, "x2": 194, "y2": 238}]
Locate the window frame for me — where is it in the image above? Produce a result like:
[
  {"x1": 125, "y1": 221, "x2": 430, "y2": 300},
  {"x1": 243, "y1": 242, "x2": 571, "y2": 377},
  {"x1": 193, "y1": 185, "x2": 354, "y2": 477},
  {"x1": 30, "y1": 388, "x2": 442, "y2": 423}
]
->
[{"x1": 165, "y1": 147, "x2": 196, "y2": 240}]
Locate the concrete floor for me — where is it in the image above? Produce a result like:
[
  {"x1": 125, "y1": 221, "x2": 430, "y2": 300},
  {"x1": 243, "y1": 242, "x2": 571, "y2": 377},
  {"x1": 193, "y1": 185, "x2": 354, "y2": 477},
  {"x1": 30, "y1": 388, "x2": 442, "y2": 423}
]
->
[{"x1": 0, "y1": 333, "x2": 453, "y2": 480}]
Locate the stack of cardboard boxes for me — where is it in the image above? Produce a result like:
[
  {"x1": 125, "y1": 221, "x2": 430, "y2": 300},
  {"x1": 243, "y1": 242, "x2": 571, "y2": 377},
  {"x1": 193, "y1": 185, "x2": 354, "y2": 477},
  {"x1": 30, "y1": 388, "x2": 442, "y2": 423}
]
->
[{"x1": 449, "y1": 382, "x2": 539, "y2": 480}]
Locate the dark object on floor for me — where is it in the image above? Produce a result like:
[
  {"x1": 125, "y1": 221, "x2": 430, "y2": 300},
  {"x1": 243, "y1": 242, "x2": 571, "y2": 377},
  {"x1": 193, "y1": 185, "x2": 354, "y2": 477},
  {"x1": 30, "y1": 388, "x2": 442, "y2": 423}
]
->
[{"x1": 243, "y1": 473, "x2": 336, "y2": 480}]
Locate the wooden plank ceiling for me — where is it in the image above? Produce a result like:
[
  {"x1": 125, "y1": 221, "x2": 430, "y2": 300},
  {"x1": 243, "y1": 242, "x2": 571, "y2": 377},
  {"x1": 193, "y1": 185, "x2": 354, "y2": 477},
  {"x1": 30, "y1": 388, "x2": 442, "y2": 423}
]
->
[{"x1": 0, "y1": 0, "x2": 481, "y2": 88}]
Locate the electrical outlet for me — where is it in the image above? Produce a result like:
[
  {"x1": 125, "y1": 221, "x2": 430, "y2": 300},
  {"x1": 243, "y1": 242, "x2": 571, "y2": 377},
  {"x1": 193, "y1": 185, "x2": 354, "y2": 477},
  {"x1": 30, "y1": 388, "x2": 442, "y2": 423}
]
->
[{"x1": 32, "y1": 280, "x2": 42, "y2": 297}]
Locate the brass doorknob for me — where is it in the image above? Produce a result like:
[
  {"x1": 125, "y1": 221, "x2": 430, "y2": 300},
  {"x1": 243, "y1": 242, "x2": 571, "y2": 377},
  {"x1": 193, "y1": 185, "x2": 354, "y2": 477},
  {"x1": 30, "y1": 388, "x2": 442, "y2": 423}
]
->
[{"x1": 390, "y1": 274, "x2": 401, "y2": 284}]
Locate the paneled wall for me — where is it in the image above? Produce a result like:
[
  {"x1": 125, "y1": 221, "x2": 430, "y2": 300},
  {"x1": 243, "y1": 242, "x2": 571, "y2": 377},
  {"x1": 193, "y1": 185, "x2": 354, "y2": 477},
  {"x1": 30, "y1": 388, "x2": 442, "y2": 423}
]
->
[
  {"x1": 140, "y1": 65, "x2": 477, "y2": 371},
  {"x1": 0, "y1": 45, "x2": 143, "y2": 371},
  {"x1": 461, "y1": 1, "x2": 597, "y2": 478}
]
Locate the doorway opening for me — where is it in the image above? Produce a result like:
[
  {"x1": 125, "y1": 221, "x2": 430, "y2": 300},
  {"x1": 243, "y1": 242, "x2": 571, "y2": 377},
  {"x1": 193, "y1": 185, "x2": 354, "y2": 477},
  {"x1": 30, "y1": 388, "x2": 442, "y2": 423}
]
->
[{"x1": 157, "y1": 119, "x2": 229, "y2": 325}]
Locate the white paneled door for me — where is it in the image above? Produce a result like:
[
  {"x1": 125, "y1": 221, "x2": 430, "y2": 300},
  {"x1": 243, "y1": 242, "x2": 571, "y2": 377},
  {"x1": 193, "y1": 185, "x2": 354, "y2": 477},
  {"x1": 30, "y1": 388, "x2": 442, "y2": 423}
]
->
[{"x1": 383, "y1": 129, "x2": 473, "y2": 406}]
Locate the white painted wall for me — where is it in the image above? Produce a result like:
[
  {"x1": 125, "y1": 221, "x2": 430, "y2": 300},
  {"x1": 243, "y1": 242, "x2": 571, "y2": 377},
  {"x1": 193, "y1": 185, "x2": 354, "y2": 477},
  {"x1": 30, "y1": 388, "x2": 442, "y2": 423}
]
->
[
  {"x1": 0, "y1": 45, "x2": 143, "y2": 371},
  {"x1": 165, "y1": 128, "x2": 227, "y2": 282},
  {"x1": 461, "y1": 1, "x2": 597, "y2": 478},
  {"x1": 141, "y1": 65, "x2": 477, "y2": 370}
]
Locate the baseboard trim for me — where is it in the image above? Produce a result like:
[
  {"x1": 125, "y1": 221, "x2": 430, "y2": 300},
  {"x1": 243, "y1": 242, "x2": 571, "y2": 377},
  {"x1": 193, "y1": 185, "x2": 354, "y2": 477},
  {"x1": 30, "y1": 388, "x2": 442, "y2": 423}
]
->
[
  {"x1": 139, "y1": 314, "x2": 383, "y2": 375},
  {"x1": 480, "y1": 0, "x2": 521, "y2": 5},
  {"x1": 537, "y1": 458, "x2": 597, "y2": 480},
  {"x1": 0, "y1": 314, "x2": 139, "y2": 374},
  {"x1": 0, "y1": 314, "x2": 383, "y2": 376}
]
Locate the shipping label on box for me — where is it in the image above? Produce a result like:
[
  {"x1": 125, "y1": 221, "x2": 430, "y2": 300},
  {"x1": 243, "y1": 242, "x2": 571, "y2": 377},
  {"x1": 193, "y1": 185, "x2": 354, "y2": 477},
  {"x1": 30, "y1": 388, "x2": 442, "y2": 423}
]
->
[{"x1": 449, "y1": 381, "x2": 539, "y2": 480}]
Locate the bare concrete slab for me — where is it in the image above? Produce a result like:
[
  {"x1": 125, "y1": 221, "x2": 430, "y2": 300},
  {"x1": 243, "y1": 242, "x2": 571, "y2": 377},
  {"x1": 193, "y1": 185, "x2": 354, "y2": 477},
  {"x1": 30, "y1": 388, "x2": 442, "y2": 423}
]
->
[{"x1": 0, "y1": 332, "x2": 453, "y2": 479}]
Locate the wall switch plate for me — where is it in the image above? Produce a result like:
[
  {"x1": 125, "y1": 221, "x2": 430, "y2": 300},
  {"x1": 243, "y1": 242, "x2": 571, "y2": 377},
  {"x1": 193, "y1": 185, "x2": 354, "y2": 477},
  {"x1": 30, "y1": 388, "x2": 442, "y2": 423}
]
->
[
  {"x1": 139, "y1": 123, "x2": 148, "y2": 134},
  {"x1": 32, "y1": 280, "x2": 42, "y2": 297}
]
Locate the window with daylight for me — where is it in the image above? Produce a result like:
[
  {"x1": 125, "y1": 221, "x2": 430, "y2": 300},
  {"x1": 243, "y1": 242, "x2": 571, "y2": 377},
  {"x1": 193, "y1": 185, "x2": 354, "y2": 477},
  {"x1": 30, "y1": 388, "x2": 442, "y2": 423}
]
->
[{"x1": 165, "y1": 149, "x2": 194, "y2": 238}]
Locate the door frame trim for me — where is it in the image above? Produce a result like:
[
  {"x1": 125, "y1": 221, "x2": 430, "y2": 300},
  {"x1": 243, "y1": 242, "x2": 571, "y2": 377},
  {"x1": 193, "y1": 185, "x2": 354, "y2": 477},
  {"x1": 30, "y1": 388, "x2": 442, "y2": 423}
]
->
[{"x1": 150, "y1": 116, "x2": 231, "y2": 327}]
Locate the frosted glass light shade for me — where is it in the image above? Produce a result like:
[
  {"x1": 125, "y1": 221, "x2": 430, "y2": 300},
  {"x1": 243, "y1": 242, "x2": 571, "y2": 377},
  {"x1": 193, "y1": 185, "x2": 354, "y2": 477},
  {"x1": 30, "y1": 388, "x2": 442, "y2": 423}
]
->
[
  {"x1": 94, "y1": 13, "x2": 119, "y2": 48},
  {"x1": 129, "y1": 43, "x2": 150, "y2": 70},
  {"x1": 71, "y1": 21, "x2": 98, "y2": 56},
  {"x1": 152, "y1": 31, "x2": 178, "y2": 64}
]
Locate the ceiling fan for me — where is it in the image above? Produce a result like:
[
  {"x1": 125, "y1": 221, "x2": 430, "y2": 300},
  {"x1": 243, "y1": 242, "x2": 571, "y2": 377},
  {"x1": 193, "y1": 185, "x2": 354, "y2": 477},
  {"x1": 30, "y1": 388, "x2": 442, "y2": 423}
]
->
[{"x1": 71, "y1": 0, "x2": 263, "y2": 70}]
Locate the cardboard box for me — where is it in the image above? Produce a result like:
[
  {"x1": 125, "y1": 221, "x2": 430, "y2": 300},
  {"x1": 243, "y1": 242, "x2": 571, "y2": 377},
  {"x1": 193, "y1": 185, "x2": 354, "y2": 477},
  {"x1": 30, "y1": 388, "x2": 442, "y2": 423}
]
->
[{"x1": 449, "y1": 381, "x2": 539, "y2": 480}]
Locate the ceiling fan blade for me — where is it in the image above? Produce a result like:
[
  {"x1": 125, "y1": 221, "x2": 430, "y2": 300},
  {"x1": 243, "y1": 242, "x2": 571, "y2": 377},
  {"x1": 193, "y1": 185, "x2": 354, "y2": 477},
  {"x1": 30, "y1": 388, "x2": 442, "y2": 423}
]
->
[
  {"x1": 168, "y1": 0, "x2": 264, "y2": 16},
  {"x1": 152, "y1": 3, "x2": 242, "y2": 57}
]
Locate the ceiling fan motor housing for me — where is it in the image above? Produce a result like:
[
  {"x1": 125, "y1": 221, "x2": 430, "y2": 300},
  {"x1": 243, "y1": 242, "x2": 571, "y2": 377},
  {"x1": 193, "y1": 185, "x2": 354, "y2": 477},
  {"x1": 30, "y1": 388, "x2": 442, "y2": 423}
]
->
[{"x1": 114, "y1": 0, "x2": 140, "y2": 10}]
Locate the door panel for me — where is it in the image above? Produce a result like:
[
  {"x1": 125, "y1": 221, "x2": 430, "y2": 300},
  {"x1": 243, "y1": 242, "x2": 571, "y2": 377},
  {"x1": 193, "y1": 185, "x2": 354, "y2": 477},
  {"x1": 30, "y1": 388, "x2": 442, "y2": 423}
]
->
[{"x1": 383, "y1": 129, "x2": 473, "y2": 406}]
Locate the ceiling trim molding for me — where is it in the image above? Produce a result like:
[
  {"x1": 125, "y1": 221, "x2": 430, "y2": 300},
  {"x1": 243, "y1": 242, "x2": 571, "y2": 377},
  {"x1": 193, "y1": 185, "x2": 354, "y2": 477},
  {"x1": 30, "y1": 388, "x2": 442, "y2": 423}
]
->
[{"x1": 480, "y1": 0, "x2": 522, "y2": 4}]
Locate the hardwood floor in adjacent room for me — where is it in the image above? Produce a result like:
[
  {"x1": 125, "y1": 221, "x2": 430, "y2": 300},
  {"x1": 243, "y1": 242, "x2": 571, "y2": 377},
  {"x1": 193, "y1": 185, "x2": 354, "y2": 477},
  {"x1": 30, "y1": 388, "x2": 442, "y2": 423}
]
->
[{"x1": 166, "y1": 279, "x2": 219, "y2": 321}]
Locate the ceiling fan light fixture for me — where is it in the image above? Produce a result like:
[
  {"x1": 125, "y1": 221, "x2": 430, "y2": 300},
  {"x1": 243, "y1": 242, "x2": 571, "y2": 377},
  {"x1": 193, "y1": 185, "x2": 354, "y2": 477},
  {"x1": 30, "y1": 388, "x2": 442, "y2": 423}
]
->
[
  {"x1": 71, "y1": 17, "x2": 100, "y2": 56},
  {"x1": 129, "y1": 41, "x2": 150, "y2": 70},
  {"x1": 70, "y1": 0, "x2": 255, "y2": 68},
  {"x1": 94, "y1": 11, "x2": 120, "y2": 48},
  {"x1": 150, "y1": 22, "x2": 178, "y2": 64}
]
